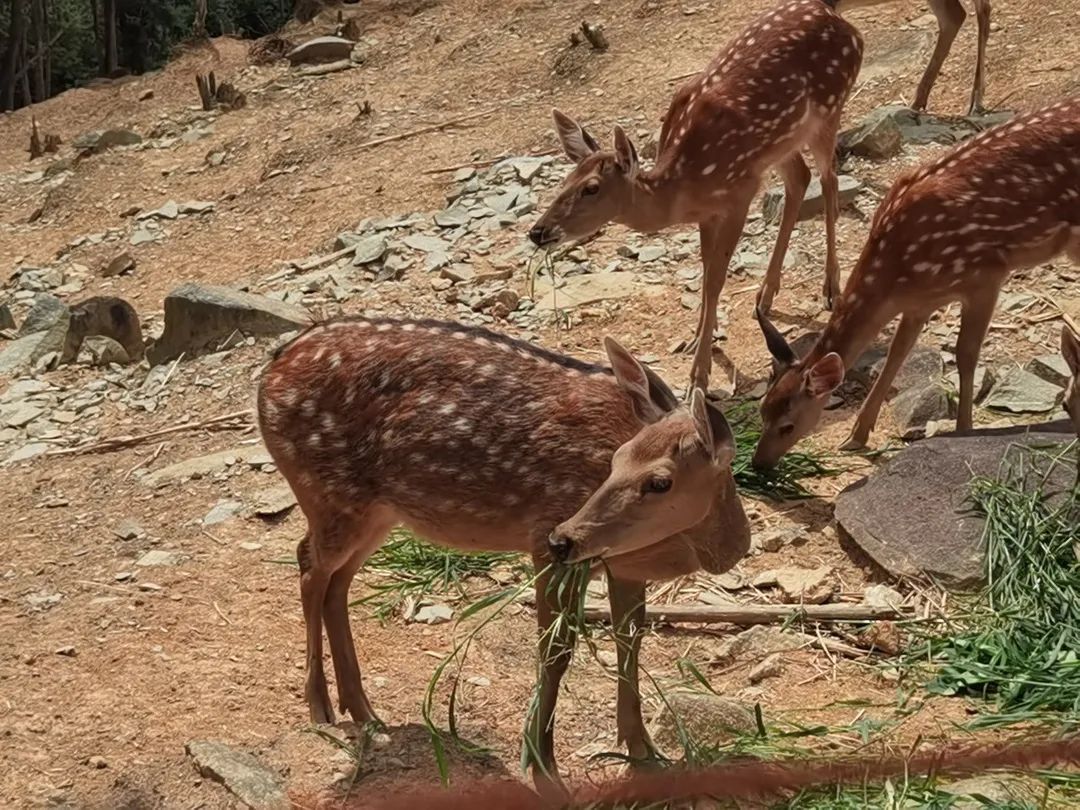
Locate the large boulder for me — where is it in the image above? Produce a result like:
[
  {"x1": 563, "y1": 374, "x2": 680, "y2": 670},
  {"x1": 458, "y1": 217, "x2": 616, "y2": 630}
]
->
[
  {"x1": 286, "y1": 36, "x2": 354, "y2": 65},
  {"x1": 835, "y1": 423, "x2": 1076, "y2": 587},
  {"x1": 72, "y1": 128, "x2": 142, "y2": 153},
  {"x1": 147, "y1": 283, "x2": 311, "y2": 365},
  {"x1": 17, "y1": 293, "x2": 68, "y2": 337}
]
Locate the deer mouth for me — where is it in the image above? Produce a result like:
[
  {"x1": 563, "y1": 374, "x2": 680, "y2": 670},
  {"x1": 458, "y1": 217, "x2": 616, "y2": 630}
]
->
[{"x1": 528, "y1": 224, "x2": 562, "y2": 248}]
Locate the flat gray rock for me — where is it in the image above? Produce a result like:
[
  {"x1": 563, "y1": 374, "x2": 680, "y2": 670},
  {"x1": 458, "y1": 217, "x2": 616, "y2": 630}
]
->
[
  {"x1": 286, "y1": 36, "x2": 354, "y2": 65},
  {"x1": 835, "y1": 423, "x2": 1076, "y2": 587},
  {"x1": 984, "y1": 366, "x2": 1063, "y2": 413},
  {"x1": 402, "y1": 233, "x2": 451, "y2": 254},
  {"x1": 0, "y1": 320, "x2": 69, "y2": 377},
  {"x1": 136, "y1": 550, "x2": 182, "y2": 567},
  {"x1": 253, "y1": 484, "x2": 297, "y2": 517},
  {"x1": 142, "y1": 445, "x2": 269, "y2": 487},
  {"x1": 203, "y1": 499, "x2": 245, "y2": 526},
  {"x1": 147, "y1": 283, "x2": 310, "y2": 365},
  {"x1": 73, "y1": 128, "x2": 142, "y2": 153},
  {"x1": 18, "y1": 294, "x2": 68, "y2": 337},
  {"x1": 842, "y1": 111, "x2": 903, "y2": 159},
  {"x1": 1026, "y1": 353, "x2": 1072, "y2": 387},
  {"x1": 0, "y1": 303, "x2": 14, "y2": 331},
  {"x1": 762, "y1": 175, "x2": 861, "y2": 222},
  {"x1": 186, "y1": 740, "x2": 289, "y2": 810},
  {"x1": 891, "y1": 383, "x2": 951, "y2": 435},
  {"x1": 350, "y1": 235, "x2": 387, "y2": 265}
]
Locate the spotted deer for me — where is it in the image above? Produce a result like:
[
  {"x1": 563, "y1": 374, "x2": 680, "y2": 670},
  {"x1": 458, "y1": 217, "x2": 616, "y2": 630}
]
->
[
  {"x1": 1063, "y1": 325, "x2": 1080, "y2": 437},
  {"x1": 827, "y1": 0, "x2": 991, "y2": 114},
  {"x1": 751, "y1": 97, "x2": 1080, "y2": 469},
  {"x1": 529, "y1": 0, "x2": 864, "y2": 392},
  {"x1": 257, "y1": 317, "x2": 750, "y2": 786}
]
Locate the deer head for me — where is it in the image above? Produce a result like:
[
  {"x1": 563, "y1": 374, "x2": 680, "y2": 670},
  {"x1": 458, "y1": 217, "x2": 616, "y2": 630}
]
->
[
  {"x1": 1063, "y1": 325, "x2": 1080, "y2": 437},
  {"x1": 548, "y1": 338, "x2": 740, "y2": 566},
  {"x1": 528, "y1": 109, "x2": 640, "y2": 248},
  {"x1": 751, "y1": 308, "x2": 845, "y2": 470}
]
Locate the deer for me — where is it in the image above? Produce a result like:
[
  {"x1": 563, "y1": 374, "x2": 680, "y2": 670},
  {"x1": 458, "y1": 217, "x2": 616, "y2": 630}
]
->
[
  {"x1": 1063, "y1": 325, "x2": 1080, "y2": 437},
  {"x1": 528, "y1": 0, "x2": 864, "y2": 393},
  {"x1": 751, "y1": 96, "x2": 1080, "y2": 469},
  {"x1": 256, "y1": 316, "x2": 751, "y2": 790},
  {"x1": 826, "y1": 0, "x2": 992, "y2": 115}
]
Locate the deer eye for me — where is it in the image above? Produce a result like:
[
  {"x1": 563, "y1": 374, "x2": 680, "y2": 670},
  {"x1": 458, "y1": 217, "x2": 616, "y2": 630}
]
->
[
  {"x1": 644, "y1": 477, "x2": 672, "y2": 494},
  {"x1": 779, "y1": 424, "x2": 796, "y2": 437},
  {"x1": 582, "y1": 180, "x2": 600, "y2": 196}
]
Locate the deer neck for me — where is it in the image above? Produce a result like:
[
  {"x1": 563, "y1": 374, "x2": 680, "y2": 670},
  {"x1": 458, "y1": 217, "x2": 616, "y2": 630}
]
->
[
  {"x1": 808, "y1": 290, "x2": 897, "y2": 370},
  {"x1": 675, "y1": 474, "x2": 750, "y2": 574},
  {"x1": 615, "y1": 170, "x2": 684, "y2": 233}
]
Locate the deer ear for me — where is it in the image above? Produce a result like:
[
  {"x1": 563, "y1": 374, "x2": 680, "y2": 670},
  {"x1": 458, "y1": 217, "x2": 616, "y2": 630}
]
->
[
  {"x1": 605, "y1": 336, "x2": 665, "y2": 423},
  {"x1": 689, "y1": 388, "x2": 736, "y2": 465},
  {"x1": 552, "y1": 108, "x2": 599, "y2": 164},
  {"x1": 1062, "y1": 326, "x2": 1080, "y2": 376},
  {"x1": 755, "y1": 307, "x2": 797, "y2": 368},
  {"x1": 612, "y1": 125, "x2": 638, "y2": 177},
  {"x1": 804, "y1": 352, "x2": 845, "y2": 399}
]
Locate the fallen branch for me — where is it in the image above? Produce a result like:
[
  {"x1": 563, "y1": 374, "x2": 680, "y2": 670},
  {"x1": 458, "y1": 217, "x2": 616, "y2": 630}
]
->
[
  {"x1": 345, "y1": 107, "x2": 498, "y2": 154},
  {"x1": 573, "y1": 600, "x2": 906, "y2": 626},
  {"x1": 667, "y1": 69, "x2": 700, "y2": 84},
  {"x1": 290, "y1": 243, "x2": 357, "y2": 271},
  {"x1": 46, "y1": 410, "x2": 253, "y2": 457}
]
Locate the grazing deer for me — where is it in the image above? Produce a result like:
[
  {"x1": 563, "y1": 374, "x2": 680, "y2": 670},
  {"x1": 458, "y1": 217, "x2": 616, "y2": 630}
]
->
[
  {"x1": 529, "y1": 0, "x2": 864, "y2": 392},
  {"x1": 257, "y1": 317, "x2": 750, "y2": 786},
  {"x1": 751, "y1": 97, "x2": 1080, "y2": 469},
  {"x1": 827, "y1": 0, "x2": 992, "y2": 115},
  {"x1": 1063, "y1": 325, "x2": 1080, "y2": 437}
]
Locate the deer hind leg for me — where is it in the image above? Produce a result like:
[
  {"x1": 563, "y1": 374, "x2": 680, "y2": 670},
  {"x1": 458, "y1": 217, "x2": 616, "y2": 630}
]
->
[
  {"x1": 607, "y1": 576, "x2": 656, "y2": 766},
  {"x1": 968, "y1": 0, "x2": 992, "y2": 115},
  {"x1": 298, "y1": 530, "x2": 335, "y2": 725},
  {"x1": 756, "y1": 153, "x2": 811, "y2": 315},
  {"x1": 841, "y1": 312, "x2": 929, "y2": 451},
  {"x1": 323, "y1": 509, "x2": 395, "y2": 727},
  {"x1": 809, "y1": 125, "x2": 843, "y2": 311},
  {"x1": 955, "y1": 286, "x2": 1000, "y2": 432},
  {"x1": 915, "y1": 0, "x2": 966, "y2": 111}
]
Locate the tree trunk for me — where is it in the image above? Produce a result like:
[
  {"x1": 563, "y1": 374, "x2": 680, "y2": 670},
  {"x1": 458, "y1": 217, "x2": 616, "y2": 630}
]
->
[
  {"x1": 2, "y1": 0, "x2": 27, "y2": 111},
  {"x1": 193, "y1": 0, "x2": 208, "y2": 38},
  {"x1": 30, "y1": 0, "x2": 45, "y2": 102},
  {"x1": 102, "y1": 0, "x2": 117, "y2": 75},
  {"x1": 18, "y1": 29, "x2": 31, "y2": 106},
  {"x1": 89, "y1": 0, "x2": 100, "y2": 64}
]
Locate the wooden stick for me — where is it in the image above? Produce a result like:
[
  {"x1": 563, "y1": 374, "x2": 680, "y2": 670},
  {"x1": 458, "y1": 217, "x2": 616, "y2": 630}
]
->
[
  {"x1": 46, "y1": 410, "x2": 253, "y2": 457},
  {"x1": 667, "y1": 70, "x2": 700, "y2": 83},
  {"x1": 345, "y1": 107, "x2": 498, "y2": 154},
  {"x1": 290, "y1": 243, "x2": 357, "y2": 271},
  {"x1": 576, "y1": 600, "x2": 905, "y2": 625}
]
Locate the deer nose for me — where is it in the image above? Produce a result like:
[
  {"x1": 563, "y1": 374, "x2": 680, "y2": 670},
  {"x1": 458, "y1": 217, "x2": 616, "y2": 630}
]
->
[
  {"x1": 547, "y1": 531, "x2": 574, "y2": 563},
  {"x1": 528, "y1": 225, "x2": 549, "y2": 247}
]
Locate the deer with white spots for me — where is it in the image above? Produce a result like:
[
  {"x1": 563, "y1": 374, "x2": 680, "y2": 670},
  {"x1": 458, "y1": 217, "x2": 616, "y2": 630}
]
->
[
  {"x1": 752, "y1": 97, "x2": 1080, "y2": 469},
  {"x1": 529, "y1": 0, "x2": 863, "y2": 392},
  {"x1": 257, "y1": 317, "x2": 750, "y2": 788},
  {"x1": 1063, "y1": 325, "x2": 1080, "y2": 438},
  {"x1": 826, "y1": 0, "x2": 992, "y2": 114}
]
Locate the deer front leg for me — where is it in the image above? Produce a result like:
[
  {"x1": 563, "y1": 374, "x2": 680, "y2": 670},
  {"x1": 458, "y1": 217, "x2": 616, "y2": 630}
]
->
[
  {"x1": 955, "y1": 286, "x2": 999, "y2": 432},
  {"x1": 841, "y1": 312, "x2": 928, "y2": 451},
  {"x1": 915, "y1": 0, "x2": 966, "y2": 111},
  {"x1": 809, "y1": 129, "x2": 842, "y2": 311},
  {"x1": 968, "y1": 0, "x2": 992, "y2": 115},
  {"x1": 756, "y1": 153, "x2": 810, "y2": 315},
  {"x1": 297, "y1": 533, "x2": 335, "y2": 725},
  {"x1": 607, "y1": 576, "x2": 657, "y2": 766}
]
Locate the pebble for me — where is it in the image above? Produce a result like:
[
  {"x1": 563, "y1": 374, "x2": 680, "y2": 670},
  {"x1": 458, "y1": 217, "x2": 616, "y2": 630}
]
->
[{"x1": 55, "y1": 645, "x2": 77, "y2": 656}]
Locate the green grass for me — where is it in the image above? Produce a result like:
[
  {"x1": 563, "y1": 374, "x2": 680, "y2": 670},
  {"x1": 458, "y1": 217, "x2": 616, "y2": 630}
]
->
[{"x1": 901, "y1": 442, "x2": 1080, "y2": 722}]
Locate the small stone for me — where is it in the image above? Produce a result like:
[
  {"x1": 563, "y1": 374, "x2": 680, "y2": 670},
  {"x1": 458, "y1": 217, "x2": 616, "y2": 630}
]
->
[
  {"x1": 775, "y1": 566, "x2": 834, "y2": 604},
  {"x1": 636, "y1": 245, "x2": 667, "y2": 262},
  {"x1": 79, "y1": 336, "x2": 130, "y2": 367},
  {"x1": 4, "y1": 442, "x2": 49, "y2": 464},
  {"x1": 371, "y1": 732, "x2": 391, "y2": 749},
  {"x1": 413, "y1": 604, "x2": 453, "y2": 625},
  {"x1": 840, "y1": 112, "x2": 903, "y2": 159},
  {"x1": 179, "y1": 200, "x2": 215, "y2": 215},
  {"x1": 466, "y1": 675, "x2": 491, "y2": 687},
  {"x1": 863, "y1": 584, "x2": 905, "y2": 610},
  {"x1": 762, "y1": 175, "x2": 861, "y2": 222},
  {"x1": 350, "y1": 235, "x2": 388, "y2": 266},
  {"x1": 239, "y1": 542, "x2": 263, "y2": 551},
  {"x1": 139, "y1": 89, "x2": 154, "y2": 101},
  {"x1": 984, "y1": 367, "x2": 1063, "y2": 414},
  {"x1": 73, "y1": 128, "x2": 142, "y2": 153},
  {"x1": 748, "y1": 653, "x2": 783, "y2": 684},
  {"x1": 87, "y1": 756, "x2": 108, "y2": 769},
  {"x1": 130, "y1": 229, "x2": 156, "y2": 246},
  {"x1": 253, "y1": 485, "x2": 297, "y2": 517},
  {"x1": 186, "y1": 740, "x2": 290, "y2": 810},
  {"x1": 891, "y1": 384, "x2": 951, "y2": 436},
  {"x1": 287, "y1": 36, "x2": 354, "y2": 65},
  {"x1": 136, "y1": 550, "x2": 182, "y2": 567},
  {"x1": 55, "y1": 645, "x2": 76, "y2": 656},
  {"x1": 100, "y1": 252, "x2": 136, "y2": 278},
  {"x1": 441, "y1": 264, "x2": 476, "y2": 284},
  {"x1": 203, "y1": 499, "x2": 245, "y2": 526},
  {"x1": 945, "y1": 366, "x2": 993, "y2": 403}
]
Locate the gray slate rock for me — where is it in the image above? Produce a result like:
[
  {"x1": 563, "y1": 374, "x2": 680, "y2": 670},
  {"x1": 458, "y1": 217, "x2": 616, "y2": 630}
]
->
[
  {"x1": 835, "y1": 425, "x2": 1076, "y2": 586},
  {"x1": 1026, "y1": 353, "x2": 1072, "y2": 388},
  {"x1": 253, "y1": 484, "x2": 297, "y2": 517},
  {"x1": 287, "y1": 36, "x2": 354, "y2": 65},
  {"x1": 203, "y1": 499, "x2": 245, "y2": 526},
  {"x1": 0, "y1": 303, "x2": 14, "y2": 332},
  {"x1": 984, "y1": 367, "x2": 1063, "y2": 413},
  {"x1": 840, "y1": 105, "x2": 987, "y2": 150},
  {"x1": 0, "y1": 318, "x2": 69, "y2": 376},
  {"x1": 147, "y1": 283, "x2": 310, "y2": 365},
  {"x1": 185, "y1": 740, "x2": 289, "y2": 810},
  {"x1": 136, "y1": 550, "x2": 182, "y2": 567},
  {"x1": 142, "y1": 445, "x2": 269, "y2": 487},
  {"x1": 841, "y1": 111, "x2": 903, "y2": 159},
  {"x1": 849, "y1": 345, "x2": 943, "y2": 392},
  {"x1": 402, "y1": 233, "x2": 451, "y2": 254},
  {"x1": 891, "y1": 383, "x2": 951, "y2": 436},
  {"x1": 18, "y1": 294, "x2": 68, "y2": 337},
  {"x1": 350, "y1": 235, "x2": 388, "y2": 266},
  {"x1": 101, "y1": 252, "x2": 136, "y2": 278},
  {"x1": 762, "y1": 175, "x2": 861, "y2": 222},
  {"x1": 73, "y1": 128, "x2": 142, "y2": 153}
]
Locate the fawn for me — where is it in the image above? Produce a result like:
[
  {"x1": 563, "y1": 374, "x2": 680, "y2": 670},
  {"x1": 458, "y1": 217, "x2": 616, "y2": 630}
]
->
[
  {"x1": 61, "y1": 296, "x2": 144, "y2": 364},
  {"x1": 257, "y1": 317, "x2": 750, "y2": 786},
  {"x1": 1063, "y1": 325, "x2": 1080, "y2": 437},
  {"x1": 827, "y1": 0, "x2": 991, "y2": 115},
  {"x1": 529, "y1": 0, "x2": 863, "y2": 391},
  {"x1": 752, "y1": 97, "x2": 1080, "y2": 469}
]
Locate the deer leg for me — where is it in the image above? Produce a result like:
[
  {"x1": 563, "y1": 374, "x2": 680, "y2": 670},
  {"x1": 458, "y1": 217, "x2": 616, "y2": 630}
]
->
[
  {"x1": 756, "y1": 153, "x2": 810, "y2": 315},
  {"x1": 689, "y1": 195, "x2": 754, "y2": 393},
  {"x1": 810, "y1": 127, "x2": 842, "y2": 311},
  {"x1": 526, "y1": 556, "x2": 583, "y2": 794},
  {"x1": 323, "y1": 513, "x2": 393, "y2": 727},
  {"x1": 955, "y1": 287, "x2": 999, "y2": 432},
  {"x1": 915, "y1": 0, "x2": 966, "y2": 111},
  {"x1": 298, "y1": 531, "x2": 335, "y2": 725},
  {"x1": 841, "y1": 313, "x2": 928, "y2": 451},
  {"x1": 607, "y1": 576, "x2": 656, "y2": 765},
  {"x1": 968, "y1": 0, "x2": 992, "y2": 115}
]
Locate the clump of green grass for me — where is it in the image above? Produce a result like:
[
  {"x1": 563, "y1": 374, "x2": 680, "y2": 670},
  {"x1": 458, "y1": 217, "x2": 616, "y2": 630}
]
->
[
  {"x1": 902, "y1": 443, "x2": 1080, "y2": 721},
  {"x1": 352, "y1": 530, "x2": 523, "y2": 621}
]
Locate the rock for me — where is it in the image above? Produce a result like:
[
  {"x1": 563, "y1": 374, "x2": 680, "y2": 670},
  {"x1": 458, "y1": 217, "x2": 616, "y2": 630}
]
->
[
  {"x1": 139, "y1": 89, "x2": 154, "y2": 101},
  {"x1": 130, "y1": 229, "x2": 157, "y2": 246},
  {"x1": 0, "y1": 318, "x2": 69, "y2": 376},
  {"x1": 147, "y1": 283, "x2": 310, "y2": 365},
  {"x1": 946, "y1": 366, "x2": 993, "y2": 403},
  {"x1": 1026, "y1": 353, "x2": 1072, "y2": 387},
  {"x1": 141, "y1": 444, "x2": 270, "y2": 487},
  {"x1": 712, "y1": 625, "x2": 814, "y2": 665},
  {"x1": 636, "y1": 245, "x2": 667, "y2": 263},
  {"x1": 748, "y1": 653, "x2": 783, "y2": 684},
  {"x1": 79, "y1": 336, "x2": 130, "y2": 367},
  {"x1": 474, "y1": 288, "x2": 520, "y2": 314},
  {"x1": 762, "y1": 175, "x2": 861, "y2": 222},
  {"x1": 984, "y1": 367, "x2": 1063, "y2": 413},
  {"x1": 287, "y1": 36, "x2": 355, "y2": 66},
  {"x1": 402, "y1": 233, "x2": 452, "y2": 254},
  {"x1": 253, "y1": 484, "x2": 297, "y2": 517},
  {"x1": 891, "y1": 384, "x2": 951, "y2": 436},
  {"x1": 73, "y1": 128, "x2": 142, "y2": 153},
  {"x1": 434, "y1": 208, "x2": 470, "y2": 228},
  {"x1": 413, "y1": 604, "x2": 453, "y2": 625},
  {"x1": 101, "y1": 252, "x2": 136, "y2": 278},
  {"x1": 179, "y1": 200, "x2": 216, "y2": 215},
  {"x1": 350, "y1": 235, "x2": 388, "y2": 266},
  {"x1": 834, "y1": 425, "x2": 1076, "y2": 586},
  {"x1": 112, "y1": 520, "x2": 145, "y2": 540},
  {"x1": 503, "y1": 156, "x2": 552, "y2": 182},
  {"x1": 849, "y1": 345, "x2": 944, "y2": 393},
  {"x1": 1, "y1": 401, "x2": 44, "y2": 428},
  {"x1": 4, "y1": 442, "x2": 49, "y2": 464},
  {"x1": 18, "y1": 293, "x2": 68, "y2": 337},
  {"x1": 203, "y1": 499, "x2": 245, "y2": 526},
  {"x1": 774, "y1": 566, "x2": 834, "y2": 604},
  {"x1": 441, "y1": 264, "x2": 475, "y2": 284},
  {"x1": 138, "y1": 200, "x2": 180, "y2": 220},
  {"x1": 649, "y1": 691, "x2": 756, "y2": 752},
  {"x1": 840, "y1": 105, "x2": 980, "y2": 151},
  {"x1": 0, "y1": 303, "x2": 15, "y2": 332},
  {"x1": 136, "y1": 550, "x2": 183, "y2": 567},
  {"x1": 841, "y1": 111, "x2": 903, "y2": 159},
  {"x1": 939, "y1": 774, "x2": 1045, "y2": 808},
  {"x1": 55, "y1": 645, "x2": 77, "y2": 656},
  {"x1": 859, "y1": 621, "x2": 902, "y2": 654},
  {"x1": 533, "y1": 273, "x2": 662, "y2": 312},
  {"x1": 87, "y1": 755, "x2": 108, "y2": 769},
  {"x1": 863, "y1": 584, "x2": 905, "y2": 610},
  {"x1": 185, "y1": 740, "x2": 289, "y2": 810}
]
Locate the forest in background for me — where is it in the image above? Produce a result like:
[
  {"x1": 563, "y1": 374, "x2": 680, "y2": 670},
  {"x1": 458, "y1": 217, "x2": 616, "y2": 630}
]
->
[{"x1": 0, "y1": 0, "x2": 329, "y2": 111}]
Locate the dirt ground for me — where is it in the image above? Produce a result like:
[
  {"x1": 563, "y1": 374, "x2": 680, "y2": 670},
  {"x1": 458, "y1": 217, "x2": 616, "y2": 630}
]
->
[{"x1": 1, "y1": 0, "x2": 1078, "y2": 807}]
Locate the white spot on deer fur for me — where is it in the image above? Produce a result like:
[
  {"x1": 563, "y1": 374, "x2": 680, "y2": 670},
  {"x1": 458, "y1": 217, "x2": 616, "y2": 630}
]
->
[
  {"x1": 301, "y1": 399, "x2": 316, "y2": 417},
  {"x1": 452, "y1": 331, "x2": 467, "y2": 340},
  {"x1": 329, "y1": 352, "x2": 342, "y2": 369},
  {"x1": 377, "y1": 323, "x2": 392, "y2": 332},
  {"x1": 313, "y1": 346, "x2": 327, "y2": 363},
  {"x1": 321, "y1": 413, "x2": 336, "y2": 432},
  {"x1": 702, "y1": 163, "x2": 717, "y2": 176},
  {"x1": 453, "y1": 417, "x2": 472, "y2": 432},
  {"x1": 277, "y1": 388, "x2": 300, "y2": 408},
  {"x1": 308, "y1": 433, "x2": 322, "y2": 449},
  {"x1": 438, "y1": 403, "x2": 457, "y2": 416},
  {"x1": 845, "y1": 292, "x2": 860, "y2": 305}
]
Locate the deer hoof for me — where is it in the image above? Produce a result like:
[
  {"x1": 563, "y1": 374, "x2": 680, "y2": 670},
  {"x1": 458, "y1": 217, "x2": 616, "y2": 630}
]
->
[
  {"x1": 756, "y1": 287, "x2": 776, "y2": 315},
  {"x1": 838, "y1": 433, "x2": 869, "y2": 452}
]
